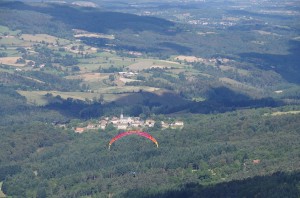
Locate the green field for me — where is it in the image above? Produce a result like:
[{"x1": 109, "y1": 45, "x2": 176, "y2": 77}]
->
[
  {"x1": 77, "y1": 52, "x2": 135, "y2": 72},
  {"x1": 20, "y1": 34, "x2": 70, "y2": 45},
  {"x1": 17, "y1": 91, "x2": 49, "y2": 106},
  {"x1": 17, "y1": 84, "x2": 162, "y2": 106},
  {"x1": 270, "y1": 111, "x2": 300, "y2": 116},
  {"x1": 0, "y1": 25, "x2": 21, "y2": 36},
  {"x1": 128, "y1": 59, "x2": 184, "y2": 71},
  {"x1": 0, "y1": 36, "x2": 23, "y2": 46},
  {"x1": 0, "y1": 25, "x2": 10, "y2": 33},
  {"x1": 0, "y1": 48, "x2": 18, "y2": 56}
]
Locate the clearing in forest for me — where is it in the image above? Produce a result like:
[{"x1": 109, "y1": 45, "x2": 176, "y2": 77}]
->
[
  {"x1": 20, "y1": 34, "x2": 69, "y2": 45},
  {"x1": 270, "y1": 111, "x2": 300, "y2": 116},
  {"x1": 66, "y1": 73, "x2": 107, "y2": 81},
  {"x1": 128, "y1": 59, "x2": 181, "y2": 71},
  {"x1": 175, "y1": 55, "x2": 204, "y2": 62},
  {"x1": 73, "y1": 29, "x2": 115, "y2": 39},
  {"x1": 0, "y1": 57, "x2": 27, "y2": 66},
  {"x1": 128, "y1": 60, "x2": 157, "y2": 70},
  {"x1": 17, "y1": 90, "x2": 100, "y2": 105},
  {"x1": 17, "y1": 91, "x2": 49, "y2": 106}
]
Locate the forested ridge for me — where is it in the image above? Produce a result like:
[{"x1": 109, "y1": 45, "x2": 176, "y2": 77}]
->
[{"x1": 0, "y1": 87, "x2": 299, "y2": 197}]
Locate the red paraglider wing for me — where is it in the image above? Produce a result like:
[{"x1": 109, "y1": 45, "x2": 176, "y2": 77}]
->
[{"x1": 109, "y1": 130, "x2": 158, "y2": 149}]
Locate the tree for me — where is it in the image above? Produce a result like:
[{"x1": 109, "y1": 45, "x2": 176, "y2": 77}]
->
[
  {"x1": 153, "y1": 120, "x2": 162, "y2": 130},
  {"x1": 106, "y1": 123, "x2": 116, "y2": 132},
  {"x1": 71, "y1": 66, "x2": 80, "y2": 72},
  {"x1": 178, "y1": 72, "x2": 186, "y2": 81},
  {"x1": 109, "y1": 74, "x2": 115, "y2": 81},
  {"x1": 36, "y1": 187, "x2": 47, "y2": 198},
  {"x1": 0, "y1": 52, "x2": 7, "y2": 57},
  {"x1": 1, "y1": 44, "x2": 7, "y2": 50},
  {"x1": 16, "y1": 58, "x2": 26, "y2": 64},
  {"x1": 98, "y1": 94, "x2": 104, "y2": 103},
  {"x1": 16, "y1": 47, "x2": 27, "y2": 54},
  {"x1": 78, "y1": 45, "x2": 84, "y2": 51},
  {"x1": 26, "y1": 61, "x2": 35, "y2": 67}
]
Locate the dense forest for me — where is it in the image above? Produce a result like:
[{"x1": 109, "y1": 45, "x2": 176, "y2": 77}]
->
[{"x1": 0, "y1": 86, "x2": 299, "y2": 197}]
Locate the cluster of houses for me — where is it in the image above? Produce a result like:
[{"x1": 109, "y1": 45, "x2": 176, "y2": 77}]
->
[
  {"x1": 127, "y1": 51, "x2": 143, "y2": 57},
  {"x1": 175, "y1": 55, "x2": 231, "y2": 66},
  {"x1": 74, "y1": 113, "x2": 184, "y2": 133},
  {"x1": 118, "y1": 71, "x2": 138, "y2": 78}
]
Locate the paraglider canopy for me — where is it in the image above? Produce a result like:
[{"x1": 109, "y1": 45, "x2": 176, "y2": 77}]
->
[{"x1": 108, "y1": 130, "x2": 158, "y2": 149}]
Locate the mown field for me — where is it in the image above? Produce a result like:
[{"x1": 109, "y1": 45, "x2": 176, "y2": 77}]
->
[{"x1": 17, "y1": 85, "x2": 162, "y2": 106}]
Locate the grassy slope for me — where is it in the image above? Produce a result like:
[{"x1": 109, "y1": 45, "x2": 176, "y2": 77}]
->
[{"x1": 0, "y1": 182, "x2": 5, "y2": 197}]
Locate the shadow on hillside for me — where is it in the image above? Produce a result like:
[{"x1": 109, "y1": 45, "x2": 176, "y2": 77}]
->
[
  {"x1": 113, "y1": 91, "x2": 188, "y2": 106},
  {"x1": 158, "y1": 42, "x2": 192, "y2": 54},
  {"x1": 45, "y1": 87, "x2": 282, "y2": 118},
  {"x1": 188, "y1": 87, "x2": 281, "y2": 114},
  {"x1": 122, "y1": 171, "x2": 300, "y2": 198},
  {"x1": 113, "y1": 87, "x2": 281, "y2": 114},
  {"x1": 239, "y1": 40, "x2": 300, "y2": 84},
  {"x1": 0, "y1": 1, "x2": 175, "y2": 34}
]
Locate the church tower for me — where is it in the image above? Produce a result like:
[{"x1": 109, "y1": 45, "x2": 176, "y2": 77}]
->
[{"x1": 120, "y1": 110, "x2": 124, "y2": 119}]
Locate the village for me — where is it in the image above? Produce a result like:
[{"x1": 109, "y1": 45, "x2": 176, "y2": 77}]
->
[{"x1": 74, "y1": 113, "x2": 184, "y2": 133}]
